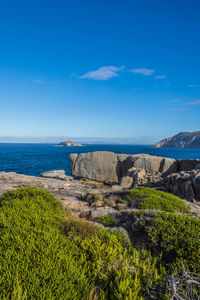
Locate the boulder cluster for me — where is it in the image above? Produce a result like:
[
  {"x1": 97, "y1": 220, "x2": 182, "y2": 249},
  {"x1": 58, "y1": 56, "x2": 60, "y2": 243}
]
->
[
  {"x1": 70, "y1": 151, "x2": 175, "y2": 188},
  {"x1": 70, "y1": 151, "x2": 200, "y2": 202},
  {"x1": 164, "y1": 164, "x2": 200, "y2": 202}
]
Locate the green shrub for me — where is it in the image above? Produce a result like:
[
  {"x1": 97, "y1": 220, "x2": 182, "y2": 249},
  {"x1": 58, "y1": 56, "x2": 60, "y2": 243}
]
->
[
  {"x1": 128, "y1": 187, "x2": 190, "y2": 213},
  {"x1": 74, "y1": 229, "x2": 167, "y2": 300},
  {"x1": 0, "y1": 188, "x2": 91, "y2": 299},
  {"x1": 62, "y1": 216, "x2": 95, "y2": 238},
  {"x1": 0, "y1": 187, "x2": 168, "y2": 299},
  {"x1": 117, "y1": 198, "x2": 125, "y2": 204},
  {"x1": 148, "y1": 211, "x2": 200, "y2": 273},
  {"x1": 96, "y1": 214, "x2": 115, "y2": 227},
  {"x1": 132, "y1": 210, "x2": 200, "y2": 273}
]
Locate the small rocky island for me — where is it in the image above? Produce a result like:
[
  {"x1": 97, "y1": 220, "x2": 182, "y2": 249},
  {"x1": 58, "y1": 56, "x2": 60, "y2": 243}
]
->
[
  {"x1": 58, "y1": 140, "x2": 82, "y2": 147},
  {"x1": 153, "y1": 131, "x2": 200, "y2": 148}
]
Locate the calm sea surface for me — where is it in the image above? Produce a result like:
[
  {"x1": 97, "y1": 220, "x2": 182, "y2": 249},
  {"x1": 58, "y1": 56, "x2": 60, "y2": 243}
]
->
[{"x1": 0, "y1": 143, "x2": 200, "y2": 177}]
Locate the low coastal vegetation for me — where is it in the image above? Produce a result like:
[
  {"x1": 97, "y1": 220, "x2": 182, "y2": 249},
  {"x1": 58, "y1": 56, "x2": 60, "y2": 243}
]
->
[
  {"x1": 0, "y1": 187, "x2": 199, "y2": 299},
  {"x1": 148, "y1": 211, "x2": 200, "y2": 273},
  {"x1": 0, "y1": 187, "x2": 166, "y2": 299},
  {"x1": 133, "y1": 210, "x2": 200, "y2": 273},
  {"x1": 96, "y1": 215, "x2": 115, "y2": 227},
  {"x1": 128, "y1": 187, "x2": 190, "y2": 213}
]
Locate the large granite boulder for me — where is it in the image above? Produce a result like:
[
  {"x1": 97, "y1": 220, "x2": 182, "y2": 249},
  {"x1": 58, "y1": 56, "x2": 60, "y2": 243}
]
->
[
  {"x1": 70, "y1": 151, "x2": 119, "y2": 184},
  {"x1": 70, "y1": 151, "x2": 176, "y2": 186}
]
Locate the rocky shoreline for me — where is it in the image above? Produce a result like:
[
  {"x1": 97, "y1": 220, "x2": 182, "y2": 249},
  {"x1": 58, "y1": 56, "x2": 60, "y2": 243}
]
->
[
  {"x1": 0, "y1": 150, "x2": 200, "y2": 221},
  {"x1": 70, "y1": 151, "x2": 200, "y2": 202}
]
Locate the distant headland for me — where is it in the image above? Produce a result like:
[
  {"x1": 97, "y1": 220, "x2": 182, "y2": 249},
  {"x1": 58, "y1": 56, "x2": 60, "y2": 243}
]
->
[{"x1": 153, "y1": 131, "x2": 200, "y2": 148}]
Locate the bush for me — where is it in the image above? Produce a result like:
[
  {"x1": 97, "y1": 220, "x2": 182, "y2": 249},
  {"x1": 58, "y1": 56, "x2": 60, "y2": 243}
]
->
[
  {"x1": 96, "y1": 215, "x2": 115, "y2": 227},
  {"x1": 128, "y1": 187, "x2": 190, "y2": 213},
  {"x1": 62, "y1": 216, "x2": 95, "y2": 239},
  {"x1": 148, "y1": 211, "x2": 200, "y2": 273},
  {"x1": 117, "y1": 198, "x2": 125, "y2": 204},
  {"x1": 0, "y1": 187, "x2": 168, "y2": 299}
]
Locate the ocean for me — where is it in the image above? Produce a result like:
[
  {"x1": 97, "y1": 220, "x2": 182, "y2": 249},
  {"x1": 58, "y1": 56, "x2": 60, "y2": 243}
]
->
[{"x1": 0, "y1": 143, "x2": 200, "y2": 177}]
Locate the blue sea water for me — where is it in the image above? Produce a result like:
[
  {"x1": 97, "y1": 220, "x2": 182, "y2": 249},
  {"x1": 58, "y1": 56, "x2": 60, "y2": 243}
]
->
[{"x1": 0, "y1": 143, "x2": 200, "y2": 177}]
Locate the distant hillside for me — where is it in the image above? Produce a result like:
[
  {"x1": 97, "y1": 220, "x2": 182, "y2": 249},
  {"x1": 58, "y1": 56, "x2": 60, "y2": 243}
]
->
[{"x1": 153, "y1": 131, "x2": 200, "y2": 148}]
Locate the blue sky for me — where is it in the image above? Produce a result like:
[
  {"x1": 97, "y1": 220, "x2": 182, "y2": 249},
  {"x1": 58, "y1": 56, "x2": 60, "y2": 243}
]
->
[{"x1": 0, "y1": 0, "x2": 200, "y2": 143}]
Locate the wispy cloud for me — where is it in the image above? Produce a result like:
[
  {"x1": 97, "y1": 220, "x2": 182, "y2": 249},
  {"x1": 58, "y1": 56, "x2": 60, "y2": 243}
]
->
[
  {"x1": 170, "y1": 107, "x2": 186, "y2": 112},
  {"x1": 33, "y1": 79, "x2": 46, "y2": 84},
  {"x1": 129, "y1": 68, "x2": 155, "y2": 76},
  {"x1": 187, "y1": 100, "x2": 200, "y2": 106},
  {"x1": 165, "y1": 98, "x2": 181, "y2": 103},
  {"x1": 80, "y1": 66, "x2": 125, "y2": 80},
  {"x1": 155, "y1": 75, "x2": 166, "y2": 79},
  {"x1": 187, "y1": 84, "x2": 197, "y2": 88}
]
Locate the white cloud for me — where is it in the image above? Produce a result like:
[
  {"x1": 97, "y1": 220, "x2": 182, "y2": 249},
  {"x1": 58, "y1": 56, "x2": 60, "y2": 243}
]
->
[
  {"x1": 33, "y1": 79, "x2": 46, "y2": 84},
  {"x1": 155, "y1": 75, "x2": 166, "y2": 79},
  {"x1": 80, "y1": 66, "x2": 125, "y2": 80},
  {"x1": 129, "y1": 68, "x2": 155, "y2": 76},
  {"x1": 187, "y1": 84, "x2": 197, "y2": 88},
  {"x1": 187, "y1": 100, "x2": 200, "y2": 106}
]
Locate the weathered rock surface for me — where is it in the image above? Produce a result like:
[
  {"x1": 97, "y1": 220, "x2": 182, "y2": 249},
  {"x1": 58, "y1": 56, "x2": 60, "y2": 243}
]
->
[
  {"x1": 0, "y1": 171, "x2": 108, "y2": 216},
  {"x1": 40, "y1": 170, "x2": 73, "y2": 181},
  {"x1": 120, "y1": 176, "x2": 134, "y2": 189},
  {"x1": 70, "y1": 151, "x2": 119, "y2": 183},
  {"x1": 153, "y1": 131, "x2": 200, "y2": 148},
  {"x1": 164, "y1": 169, "x2": 200, "y2": 202},
  {"x1": 58, "y1": 140, "x2": 82, "y2": 147},
  {"x1": 87, "y1": 208, "x2": 118, "y2": 220},
  {"x1": 70, "y1": 151, "x2": 176, "y2": 187},
  {"x1": 0, "y1": 171, "x2": 199, "y2": 224}
]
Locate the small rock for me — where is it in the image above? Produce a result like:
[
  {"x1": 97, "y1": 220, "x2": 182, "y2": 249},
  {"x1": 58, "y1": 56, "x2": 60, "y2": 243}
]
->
[
  {"x1": 88, "y1": 208, "x2": 118, "y2": 220},
  {"x1": 135, "y1": 168, "x2": 146, "y2": 181},
  {"x1": 120, "y1": 176, "x2": 134, "y2": 189},
  {"x1": 40, "y1": 170, "x2": 73, "y2": 181},
  {"x1": 90, "y1": 200, "x2": 105, "y2": 208},
  {"x1": 111, "y1": 185, "x2": 123, "y2": 191},
  {"x1": 105, "y1": 195, "x2": 118, "y2": 207},
  {"x1": 117, "y1": 203, "x2": 128, "y2": 211}
]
